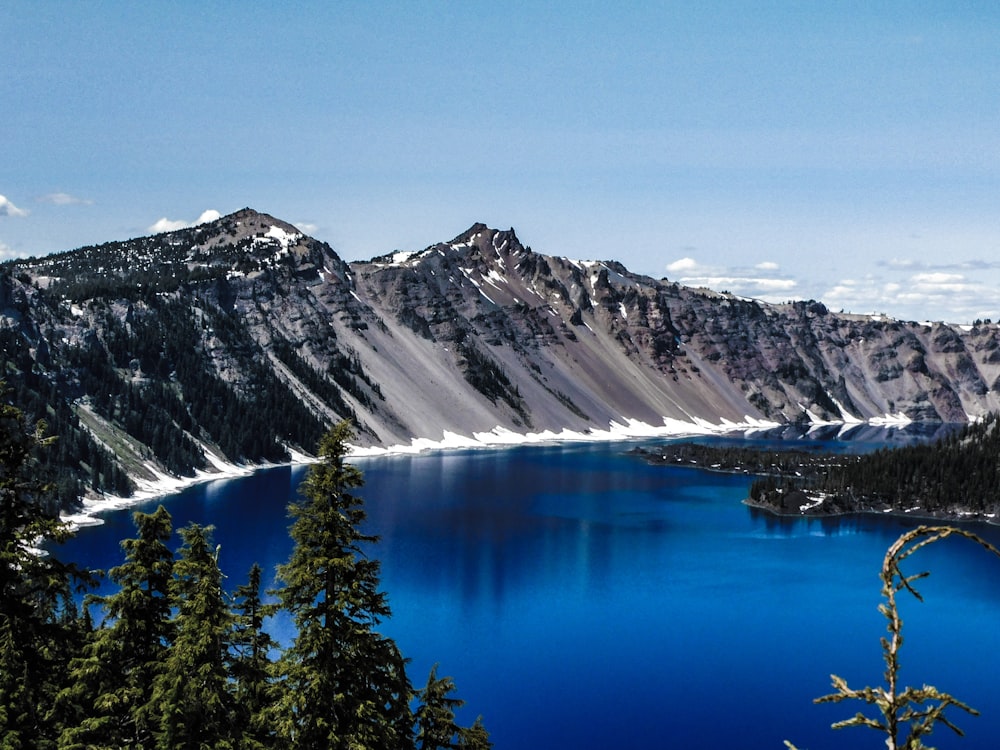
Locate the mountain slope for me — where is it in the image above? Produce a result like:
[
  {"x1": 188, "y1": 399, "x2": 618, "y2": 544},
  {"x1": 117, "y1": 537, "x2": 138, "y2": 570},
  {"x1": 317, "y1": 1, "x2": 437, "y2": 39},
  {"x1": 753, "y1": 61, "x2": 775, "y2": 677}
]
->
[{"x1": 4, "y1": 208, "x2": 1000, "y2": 506}]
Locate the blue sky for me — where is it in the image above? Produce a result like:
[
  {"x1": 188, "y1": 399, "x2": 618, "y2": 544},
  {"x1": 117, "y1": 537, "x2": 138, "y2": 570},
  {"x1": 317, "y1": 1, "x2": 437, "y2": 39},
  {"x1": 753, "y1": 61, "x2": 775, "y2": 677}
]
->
[{"x1": 4, "y1": 2, "x2": 1000, "y2": 323}]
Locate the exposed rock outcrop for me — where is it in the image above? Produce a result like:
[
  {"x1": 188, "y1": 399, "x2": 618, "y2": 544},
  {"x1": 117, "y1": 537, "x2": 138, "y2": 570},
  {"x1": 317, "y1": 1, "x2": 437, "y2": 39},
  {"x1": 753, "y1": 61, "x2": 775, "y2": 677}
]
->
[{"x1": 5, "y1": 208, "x2": 1000, "y2": 499}]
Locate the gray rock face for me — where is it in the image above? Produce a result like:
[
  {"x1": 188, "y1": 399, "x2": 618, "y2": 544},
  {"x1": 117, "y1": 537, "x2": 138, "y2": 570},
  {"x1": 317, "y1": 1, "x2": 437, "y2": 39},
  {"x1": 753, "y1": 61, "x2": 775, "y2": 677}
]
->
[{"x1": 8, "y1": 209, "x2": 1000, "y2": 467}]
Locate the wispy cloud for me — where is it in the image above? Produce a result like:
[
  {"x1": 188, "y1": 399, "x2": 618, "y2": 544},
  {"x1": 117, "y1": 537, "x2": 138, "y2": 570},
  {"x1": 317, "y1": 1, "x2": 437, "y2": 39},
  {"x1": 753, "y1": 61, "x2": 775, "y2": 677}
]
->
[
  {"x1": 878, "y1": 257, "x2": 1000, "y2": 272},
  {"x1": 0, "y1": 240, "x2": 25, "y2": 261},
  {"x1": 665, "y1": 256, "x2": 798, "y2": 298},
  {"x1": 148, "y1": 209, "x2": 221, "y2": 234},
  {"x1": 666, "y1": 257, "x2": 699, "y2": 274},
  {"x1": 0, "y1": 195, "x2": 28, "y2": 218},
  {"x1": 36, "y1": 192, "x2": 93, "y2": 206},
  {"x1": 822, "y1": 270, "x2": 1000, "y2": 323}
]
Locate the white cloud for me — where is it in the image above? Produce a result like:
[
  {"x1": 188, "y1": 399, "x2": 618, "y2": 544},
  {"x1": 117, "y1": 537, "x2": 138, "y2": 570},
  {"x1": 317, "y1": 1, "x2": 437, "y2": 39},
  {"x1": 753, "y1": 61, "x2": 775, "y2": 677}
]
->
[
  {"x1": 666, "y1": 257, "x2": 700, "y2": 274},
  {"x1": 0, "y1": 195, "x2": 28, "y2": 218},
  {"x1": 667, "y1": 250, "x2": 999, "y2": 323},
  {"x1": 879, "y1": 257, "x2": 1000, "y2": 273},
  {"x1": 195, "y1": 209, "x2": 221, "y2": 225},
  {"x1": 296, "y1": 221, "x2": 318, "y2": 234},
  {"x1": 693, "y1": 275, "x2": 797, "y2": 295},
  {"x1": 666, "y1": 256, "x2": 797, "y2": 300},
  {"x1": 818, "y1": 270, "x2": 1000, "y2": 323},
  {"x1": 148, "y1": 209, "x2": 221, "y2": 234},
  {"x1": 148, "y1": 217, "x2": 190, "y2": 233},
  {"x1": 0, "y1": 240, "x2": 18, "y2": 260},
  {"x1": 37, "y1": 192, "x2": 93, "y2": 206},
  {"x1": 910, "y1": 272, "x2": 965, "y2": 286}
]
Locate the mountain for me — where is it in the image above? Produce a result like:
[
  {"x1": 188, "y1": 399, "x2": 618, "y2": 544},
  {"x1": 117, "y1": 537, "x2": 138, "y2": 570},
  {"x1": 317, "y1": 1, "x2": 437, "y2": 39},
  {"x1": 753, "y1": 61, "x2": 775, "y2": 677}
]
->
[{"x1": 4, "y1": 208, "x2": 1000, "y2": 508}]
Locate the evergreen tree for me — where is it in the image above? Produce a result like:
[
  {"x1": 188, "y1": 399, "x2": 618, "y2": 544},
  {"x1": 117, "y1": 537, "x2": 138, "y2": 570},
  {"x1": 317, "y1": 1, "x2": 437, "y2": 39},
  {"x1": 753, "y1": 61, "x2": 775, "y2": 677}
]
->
[
  {"x1": 0, "y1": 397, "x2": 88, "y2": 749},
  {"x1": 58, "y1": 506, "x2": 174, "y2": 749},
  {"x1": 153, "y1": 523, "x2": 234, "y2": 749},
  {"x1": 415, "y1": 665, "x2": 465, "y2": 750},
  {"x1": 230, "y1": 563, "x2": 279, "y2": 750},
  {"x1": 415, "y1": 665, "x2": 493, "y2": 750},
  {"x1": 271, "y1": 421, "x2": 413, "y2": 750},
  {"x1": 457, "y1": 717, "x2": 492, "y2": 750}
]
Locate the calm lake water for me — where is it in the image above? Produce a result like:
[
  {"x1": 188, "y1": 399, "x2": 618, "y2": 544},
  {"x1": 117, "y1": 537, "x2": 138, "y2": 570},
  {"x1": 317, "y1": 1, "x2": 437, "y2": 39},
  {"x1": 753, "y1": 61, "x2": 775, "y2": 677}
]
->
[{"x1": 57, "y1": 428, "x2": 1000, "y2": 749}]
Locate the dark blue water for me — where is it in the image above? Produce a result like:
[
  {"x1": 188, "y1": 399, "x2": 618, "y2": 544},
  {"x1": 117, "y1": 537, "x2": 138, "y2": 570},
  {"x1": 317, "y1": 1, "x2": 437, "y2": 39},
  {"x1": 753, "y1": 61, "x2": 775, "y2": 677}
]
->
[{"x1": 56, "y1": 435, "x2": 1000, "y2": 749}]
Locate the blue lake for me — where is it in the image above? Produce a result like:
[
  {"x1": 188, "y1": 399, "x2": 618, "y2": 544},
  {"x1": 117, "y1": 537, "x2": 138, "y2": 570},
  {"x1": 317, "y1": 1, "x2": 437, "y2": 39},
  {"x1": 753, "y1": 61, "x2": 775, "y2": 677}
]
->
[{"x1": 56, "y1": 431, "x2": 1000, "y2": 749}]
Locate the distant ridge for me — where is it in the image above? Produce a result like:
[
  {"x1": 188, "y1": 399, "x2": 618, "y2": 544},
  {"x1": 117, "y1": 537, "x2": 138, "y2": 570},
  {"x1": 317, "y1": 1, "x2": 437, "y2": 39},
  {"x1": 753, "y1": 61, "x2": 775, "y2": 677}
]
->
[{"x1": 3, "y1": 208, "x2": 1000, "y2": 508}]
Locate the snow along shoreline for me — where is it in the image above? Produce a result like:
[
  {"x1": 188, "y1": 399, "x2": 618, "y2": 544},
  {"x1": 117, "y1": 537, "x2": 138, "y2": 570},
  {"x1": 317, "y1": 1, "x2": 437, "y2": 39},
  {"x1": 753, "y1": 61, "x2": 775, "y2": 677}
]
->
[{"x1": 62, "y1": 410, "x2": 915, "y2": 531}]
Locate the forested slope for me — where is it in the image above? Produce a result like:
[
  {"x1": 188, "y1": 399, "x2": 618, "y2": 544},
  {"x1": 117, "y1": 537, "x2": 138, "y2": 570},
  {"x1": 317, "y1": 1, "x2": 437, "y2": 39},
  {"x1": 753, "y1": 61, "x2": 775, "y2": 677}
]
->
[
  {"x1": 5, "y1": 208, "x2": 1000, "y2": 511},
  {"x1": 748, "y1": 414, "x2": 1000, "y2": 517}
]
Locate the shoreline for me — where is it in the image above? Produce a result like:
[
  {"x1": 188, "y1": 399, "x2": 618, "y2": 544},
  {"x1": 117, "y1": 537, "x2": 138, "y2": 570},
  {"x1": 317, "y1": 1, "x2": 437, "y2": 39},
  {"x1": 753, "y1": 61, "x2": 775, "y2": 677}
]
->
[
  {"x1": 742, "y1": 496, "x2": 1000, "y2": 526},
  {"x1": 61, "y1": 414, "x2": 781, "y2": 530},
  {"x1": 62, "y1": 409, "x2": 919, "y2": 531}
]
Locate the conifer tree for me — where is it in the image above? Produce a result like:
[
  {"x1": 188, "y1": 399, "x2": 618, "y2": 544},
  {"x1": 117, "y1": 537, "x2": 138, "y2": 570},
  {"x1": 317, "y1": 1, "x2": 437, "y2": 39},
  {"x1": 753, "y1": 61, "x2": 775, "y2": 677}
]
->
[
  {"x1": 271, "y1": 420, "x2": 413, "y2": 750},
  {"x1": 415, "y1": 665, "x2": 465, "y2": 750},
  {"x1": 0, "y1": 396, "x2": 87, "y2": 749},
  {"x1": 58, "y1": 506, "x2": 174, "y2": 749},
  {"x1": 415, "y1": 665, "x2": 493, "y2": 750},
  {"x1": 153, "y1": 523, "x2": 234, "y2": 749},
  {"x1": 230, "y1": 563, "x2": 279, "y2": 750},
  {"x1": 457, "y1": 717, "x2": 492, "y2": 750}
]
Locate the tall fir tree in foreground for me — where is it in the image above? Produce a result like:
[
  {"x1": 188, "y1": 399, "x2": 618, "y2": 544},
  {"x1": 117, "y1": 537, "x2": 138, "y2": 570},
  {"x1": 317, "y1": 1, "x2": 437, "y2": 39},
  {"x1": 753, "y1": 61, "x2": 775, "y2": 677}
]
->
[
  {"x1": 153, "y1": 523, "x2": 235, "y2": 749},
  {"x1": 0, "y1": 396, "x2": 88, "y2": 749},
  {"x1": 58, "y1": 506, "x2": 174, "y2": 749},
  {"x1": 230, "y1": 562, "x2": 280, "y2": 749},
  {"x1": 0, "y1": 410, "x2": 490, "y2": 749},
  {"x1": 271, "y1": 420, "x2": 414, "y2": 749}
]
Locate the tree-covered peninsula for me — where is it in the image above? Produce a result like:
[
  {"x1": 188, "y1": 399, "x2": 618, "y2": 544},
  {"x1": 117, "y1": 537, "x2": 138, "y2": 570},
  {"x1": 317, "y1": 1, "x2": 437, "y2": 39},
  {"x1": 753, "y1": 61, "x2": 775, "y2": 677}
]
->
[
  {"x1": 637, "y1": 415, "x2": 1000, "y2": 519},
  {"x1": 747, "y1": 414, "x2": 1000, "y2": 518}
]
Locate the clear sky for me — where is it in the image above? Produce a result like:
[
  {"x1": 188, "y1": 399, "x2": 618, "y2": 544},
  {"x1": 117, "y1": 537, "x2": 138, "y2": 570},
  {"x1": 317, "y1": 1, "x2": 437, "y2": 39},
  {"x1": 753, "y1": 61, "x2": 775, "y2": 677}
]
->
[{"x1": 4, "y1": 2, "x2": 1000, "y2": 323}]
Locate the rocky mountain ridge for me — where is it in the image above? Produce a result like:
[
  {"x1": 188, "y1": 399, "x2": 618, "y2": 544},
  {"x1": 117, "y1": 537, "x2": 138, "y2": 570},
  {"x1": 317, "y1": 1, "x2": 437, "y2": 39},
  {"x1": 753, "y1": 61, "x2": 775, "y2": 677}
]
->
[{"x1": 4, "y1": 208, "x2": 1000, "y2": 506}]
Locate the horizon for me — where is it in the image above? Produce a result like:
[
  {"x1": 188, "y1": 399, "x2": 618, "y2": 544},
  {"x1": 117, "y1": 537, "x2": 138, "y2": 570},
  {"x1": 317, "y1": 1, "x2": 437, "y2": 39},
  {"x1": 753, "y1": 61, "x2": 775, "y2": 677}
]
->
[{"x1": 4, "y1": 2, "x2": 1000, "y2": 324}]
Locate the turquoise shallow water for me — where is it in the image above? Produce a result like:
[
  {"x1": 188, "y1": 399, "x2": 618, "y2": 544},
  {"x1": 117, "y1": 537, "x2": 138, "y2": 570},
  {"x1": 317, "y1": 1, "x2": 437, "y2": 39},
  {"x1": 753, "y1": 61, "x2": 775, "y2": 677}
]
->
[{"x1": 57, "y1": 434, "x2": 1000, "y2": 749}]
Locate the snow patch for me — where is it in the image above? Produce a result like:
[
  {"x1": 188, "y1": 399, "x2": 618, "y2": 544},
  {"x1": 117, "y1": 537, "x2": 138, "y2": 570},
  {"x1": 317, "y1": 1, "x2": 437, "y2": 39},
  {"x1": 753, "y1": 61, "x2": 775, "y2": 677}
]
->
[
  {"x1": 62, "y1": 457, "x2": 257, "y2": 530},
  {"x1": 391, "y1": 250, "x2": 419, "y2": 265},
  {"x1": 799, "y1": 493, "x2": 827, "y2": 512},
  {"x1": 347, "y1": 414, "x2": 771, "y2": 458},
  {"x1": 61, "y1": 448, "x2": 315, "y2": 531},
  {"x1": 485, "y1": 269, "x2": 506, "y2": 287},
  {"x1": 830, "y1": 397, "x2": 863, "y2": 424},
  {"x1": 869, "y1": 412, "x2": 913, "y2": 426},
  {"x1": 265, "y1": 225, "x2": 300, "y2": 248}
]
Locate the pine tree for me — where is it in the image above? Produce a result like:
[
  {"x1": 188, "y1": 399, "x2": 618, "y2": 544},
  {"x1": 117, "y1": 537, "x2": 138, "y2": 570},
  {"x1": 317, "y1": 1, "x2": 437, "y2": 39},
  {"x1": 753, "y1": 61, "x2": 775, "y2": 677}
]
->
[
  {"x1": 58, "y1": 506, "x2": 174, "y2": 749},
  {"x1": 415, "y1": 665, "x2": 465, "y2": 750},
  {"x1": 271, "y1": 420, "x2": 413, "y2": 750},
  {"x1": 153, "y1": 523, "x2": 235, "y2": 749},
  {"x1": 415, "y1": 665, "x2": 493, "y2": 750},
  {"x1": 457, "y1": 717, "x2": 492, "y2": 750},
  {"x1": 0, "y1": 396, "x2": 88, "y2": 749},
  {"x1": 230, "y1": 563, "x2": 279, "y2": 750}
]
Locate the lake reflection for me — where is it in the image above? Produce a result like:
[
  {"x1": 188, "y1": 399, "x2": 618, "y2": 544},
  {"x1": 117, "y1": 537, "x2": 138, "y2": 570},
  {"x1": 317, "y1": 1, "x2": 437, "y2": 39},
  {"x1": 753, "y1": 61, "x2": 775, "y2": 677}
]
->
[{"x1": 57, "y1": 429, "x2": 1000, "y2": 750}]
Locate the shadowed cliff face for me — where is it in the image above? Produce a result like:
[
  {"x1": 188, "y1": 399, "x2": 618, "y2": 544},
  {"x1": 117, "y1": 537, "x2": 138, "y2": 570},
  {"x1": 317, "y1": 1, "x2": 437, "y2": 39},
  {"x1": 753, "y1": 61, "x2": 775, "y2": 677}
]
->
[{"x1": 4, "y1": 208, "x2": 1000, "y2": 494}]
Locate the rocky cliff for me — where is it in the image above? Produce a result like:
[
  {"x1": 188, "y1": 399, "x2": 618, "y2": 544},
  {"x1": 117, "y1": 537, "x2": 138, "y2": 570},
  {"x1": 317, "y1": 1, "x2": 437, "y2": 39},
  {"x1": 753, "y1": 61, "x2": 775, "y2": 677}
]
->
[{"x1": 5, "y1": 208, "x2": 1000, "y2": 503}]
